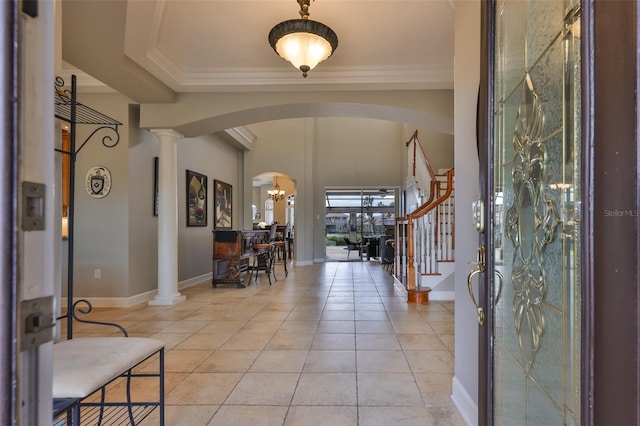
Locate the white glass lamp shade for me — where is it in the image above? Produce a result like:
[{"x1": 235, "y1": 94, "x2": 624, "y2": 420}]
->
[
  {"x1": 269, "y1": 19, "x2": 338, "y2": 77},
  {"x1": 275, "y1": 32, "x2": 333, "y2": 73}
]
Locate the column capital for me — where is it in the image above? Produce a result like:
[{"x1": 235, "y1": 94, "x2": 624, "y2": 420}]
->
[{"x1": 151, "y1": 128, "x2": 183, "y2": 141}]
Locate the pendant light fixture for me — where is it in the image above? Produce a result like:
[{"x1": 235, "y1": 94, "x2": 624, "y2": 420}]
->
[
  {"x1": 268, "y1": 176, "x2": 286, "y2": 202},
  {"x1": 268, "y1": 0, "x2": 338, "y2": 78}
]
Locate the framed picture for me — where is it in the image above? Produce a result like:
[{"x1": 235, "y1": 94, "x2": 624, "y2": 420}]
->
[
  {"x1": 153, "y1": 157, "x2": 159, "y2": 216},
  {"x1": 186, "y1": 169, "x2": 207, "y2": 226},
  {"x1": 214, "y1": 179, "x2": 232, "y2": 229}
]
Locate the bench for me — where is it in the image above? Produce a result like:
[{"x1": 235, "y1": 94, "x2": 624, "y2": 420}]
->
[{"x1": 53, "y1": 300, "x2": 165, "y2": 425}]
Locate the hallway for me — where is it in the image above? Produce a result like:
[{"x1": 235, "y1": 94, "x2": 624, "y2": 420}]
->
[{"x1": 66, "y1": 262, "x2": 465, "y2": 425}]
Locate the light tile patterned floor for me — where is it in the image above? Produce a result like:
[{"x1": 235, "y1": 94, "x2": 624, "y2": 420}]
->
[{"x1": 66, "y1": 261, "x2": 466, "y2": 426}]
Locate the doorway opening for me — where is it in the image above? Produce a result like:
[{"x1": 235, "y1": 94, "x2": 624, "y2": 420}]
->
[
  {"x1": 252, "y1": 173, "x2": 295, "y2": 260},
  {"x1": 325, "y1": 188, "x2": 397, "y2": 262}
]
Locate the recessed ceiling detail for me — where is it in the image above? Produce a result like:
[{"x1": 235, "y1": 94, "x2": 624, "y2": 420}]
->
[{"x1": 119, "y1": 0, "x2": 455, "y2": 92}]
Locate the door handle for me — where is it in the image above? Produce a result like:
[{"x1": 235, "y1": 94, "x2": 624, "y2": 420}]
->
[
  {"x1": 494, "y1": 269, "x2": 503, "y2": 304},
  {"x1": 467, "y1": 246, "x2": 486, "y2": 325}
]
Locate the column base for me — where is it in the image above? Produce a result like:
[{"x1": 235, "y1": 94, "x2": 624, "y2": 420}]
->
[{"x1": 148, "y1": 293, "x2": 186, "y2": 306}]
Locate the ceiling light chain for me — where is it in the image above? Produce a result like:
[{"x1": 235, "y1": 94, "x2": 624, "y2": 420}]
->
[
  {"x1": 269, "y1": 0, "x2": 338, "y2": 78},
  {"x1": 298, "y1": 0, "x2": 311, "y2": 19}
]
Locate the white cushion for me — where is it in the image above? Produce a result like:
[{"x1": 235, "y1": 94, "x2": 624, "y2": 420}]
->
[{"x1": 53, "y1": 337, "x2": 164, "y2": 399}]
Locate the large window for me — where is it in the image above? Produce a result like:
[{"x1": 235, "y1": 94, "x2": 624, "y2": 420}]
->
[{"x1": 325, "y1": 188, "x2": 396, "y2": 260}]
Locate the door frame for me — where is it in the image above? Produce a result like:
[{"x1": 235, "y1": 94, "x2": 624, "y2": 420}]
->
[
  {"x1": 477, "y1": 0, "x2": 639, "y2": 425},
  {"x1": 0, "y1": 0, "x2": 18, "y2": 421},
  {"x1": 587, "y1": 0, "x2": 639, "y2": 424},
  {"x1": 477, "y1": 0, "x2": 493, "y2": 424}
]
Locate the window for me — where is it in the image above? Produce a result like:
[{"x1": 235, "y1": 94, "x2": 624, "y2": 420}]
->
[{"x1": 264, "y1": 198, "x2": 274, "y2": 224}]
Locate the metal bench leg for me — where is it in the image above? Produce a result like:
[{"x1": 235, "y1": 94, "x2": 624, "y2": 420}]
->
[
  {"x1": 159, "y1": 348, "x2": 165, "y2": 426},
  {"x1": 97, "y1": 387, "x2": 106, "y2": 425},
  {"x1": 125, "y1": 369, "x2": 135, "y2": 425}
]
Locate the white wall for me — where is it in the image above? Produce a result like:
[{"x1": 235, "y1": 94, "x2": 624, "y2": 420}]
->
[
  {"x1": 452, "y1": 1, "x2": 481, "y2": 424},
  {"x1": 20, "y1": 0, "x2": 56, "y2": 420}
]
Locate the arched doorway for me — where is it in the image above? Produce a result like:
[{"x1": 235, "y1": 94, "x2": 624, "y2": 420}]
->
[{"x1": 252, "y1": 173, "x2": 295, "y2": 259}]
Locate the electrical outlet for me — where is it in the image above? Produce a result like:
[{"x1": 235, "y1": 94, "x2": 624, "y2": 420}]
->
[{"x1": 94, "y1": 269, "x2": 101, "y2": 279}]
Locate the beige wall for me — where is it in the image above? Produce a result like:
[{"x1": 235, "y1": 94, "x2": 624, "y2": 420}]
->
[
  {"x1": 64, "y1": 92, "x2": 244, "y2": 302},
  {"x1": 313, "y1": 118, "x2": 407, "y2": 261},
  {"x1": 452, "y1": 0, "x2": 481, "y2": 424},
  {"x1": 243, "y1": 119, "x2": 312, "y2": 263},
  {"x1": 140, "y1": 90, "x2": 455, "y2": 137},
  {"x1": 63, "y1": 89, "x2": 454, "y2": 300},
  {"x1": 177, "y1": 133, "x2": 240, "y2": 282},
  {"x1": 128, "y1": 105, "x2": 160, "y2": 297},
  {"x1": 245, "y1": 117, "x2": 453, "y2": 263},
  {"x1": 66, "y1": 92, "x2": 132, "y2": 300}
]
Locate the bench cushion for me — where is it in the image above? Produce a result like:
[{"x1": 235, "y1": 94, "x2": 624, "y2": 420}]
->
[{"x1": 53, "y1": 337, "x2": 164, "y2": 399}]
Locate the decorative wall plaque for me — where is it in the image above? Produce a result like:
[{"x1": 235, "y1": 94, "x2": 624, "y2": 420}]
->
[{"x1": 85, "y1": 165, "x2": 112, "y2": 199}]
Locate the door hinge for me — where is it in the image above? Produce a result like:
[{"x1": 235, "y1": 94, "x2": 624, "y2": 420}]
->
[{"x1": 20, "y1": 296, "x2": 55, "y2": 351}]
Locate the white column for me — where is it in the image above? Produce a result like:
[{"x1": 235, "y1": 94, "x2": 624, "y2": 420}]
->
[{"x1": 149, "y1": 129, "x2": 186, "y2": 305}]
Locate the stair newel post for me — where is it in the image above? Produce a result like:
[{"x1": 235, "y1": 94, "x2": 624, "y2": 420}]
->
[{"x1": 407, "y1": 216, "x2": 415, "y2": 292}]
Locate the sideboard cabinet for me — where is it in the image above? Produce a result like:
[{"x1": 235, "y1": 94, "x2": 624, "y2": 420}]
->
[{"x1": 212, "y1": 230, "x2": 268, "y2": 288}]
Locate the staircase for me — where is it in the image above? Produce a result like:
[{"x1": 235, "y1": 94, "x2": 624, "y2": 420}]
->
[{"x1": 393, "y1": 132, "x2": 455, "y2": 303}]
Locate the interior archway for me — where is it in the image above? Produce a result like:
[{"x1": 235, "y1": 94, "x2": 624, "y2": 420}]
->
[
  {"x1": 252, "y1": 172, "x2": 295, "y2": 227},
  {"x1": 173, "y1": 102, "x2": 454, "y2": 138},
  {"x1": 252, "y1": 172, "x2": 295, "y2": 261}
]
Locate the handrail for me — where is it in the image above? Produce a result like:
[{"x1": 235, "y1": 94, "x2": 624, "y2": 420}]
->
[
  {"x1": 401, "y1": 168, "x2": 455, "y2": 293},
  {"x1": 405, "y1": 130, "x2": 436, "y2": 182},
  {"x1": 409, "y1": 169, "x2": 454, "y2": 219}
]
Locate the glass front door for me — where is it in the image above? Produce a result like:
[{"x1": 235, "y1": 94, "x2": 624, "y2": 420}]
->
[{"x1": 486, "y1": 0, "x2": 582, "y2": 423}]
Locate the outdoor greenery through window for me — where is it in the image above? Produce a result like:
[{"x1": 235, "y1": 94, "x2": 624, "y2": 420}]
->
[{"x1": 325, "y1": 188, "x2": 396, "y2": 247}]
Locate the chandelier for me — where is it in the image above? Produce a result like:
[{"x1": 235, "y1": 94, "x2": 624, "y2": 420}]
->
[
  {"x1": 268, "y1": 0, "x2": 338, "y2": 78},
  {"x1": 268, "y1": 176, "x2": 286, "y2": 201}
]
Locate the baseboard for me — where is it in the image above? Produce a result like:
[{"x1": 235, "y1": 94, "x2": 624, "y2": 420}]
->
[
  {"x1": 60, "y1": 273, "x2": 213, "y2": 308},
  {"x1": 297, "y1": 260, "x2": 314, "y2": 266},
  {"x1": 392, "y1": 277, "x2": 408, "y2": 299},
  {"x1": 59, "y1": 289, "x2": 158, "y2": 308},
  {"x1": 429, "y1": 290, "x2": 455, "y2": 301},
  {"x1": 313, "y1": 258, "x2": 326, "y2": 263},
  {"x1": 451, "y1": 376, "x2": 477, "y2": 426},
  {"x1": 179, "y1": 272, "x2": 212, "y2": 290}
]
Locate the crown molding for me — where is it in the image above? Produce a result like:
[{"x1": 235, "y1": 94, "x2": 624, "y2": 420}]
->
[{"x1": 217, "y1": 126, "x2": 257, "y2": 151}]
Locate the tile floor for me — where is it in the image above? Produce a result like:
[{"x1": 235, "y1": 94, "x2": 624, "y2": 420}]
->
[{"x1": 67, "y1": 261, "x2": 466, "y2": 426}]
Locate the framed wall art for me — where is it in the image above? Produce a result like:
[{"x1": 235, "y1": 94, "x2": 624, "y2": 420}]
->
[
  {"x1": 153, "y1": 156, "x2": 159, "y2": 216},
  {"x1": 186, "y1": 169, "x2": 207, "y2": 226},
  {"x1": 214, "y1": 179, "x2": 232, "y2": 230}
]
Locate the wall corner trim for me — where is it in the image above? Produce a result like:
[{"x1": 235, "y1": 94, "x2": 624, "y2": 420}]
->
[{"x1": 451, "y1": 375, "x2": 478, "y2": 426}]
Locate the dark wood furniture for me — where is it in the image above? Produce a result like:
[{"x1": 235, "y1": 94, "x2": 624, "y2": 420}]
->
[
  {"x1": 250, "y1": 243, "x2": 275, "y2": 285},
  {"x1": 212, "y1": 230, "x2": 269, "y2": 288}
]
